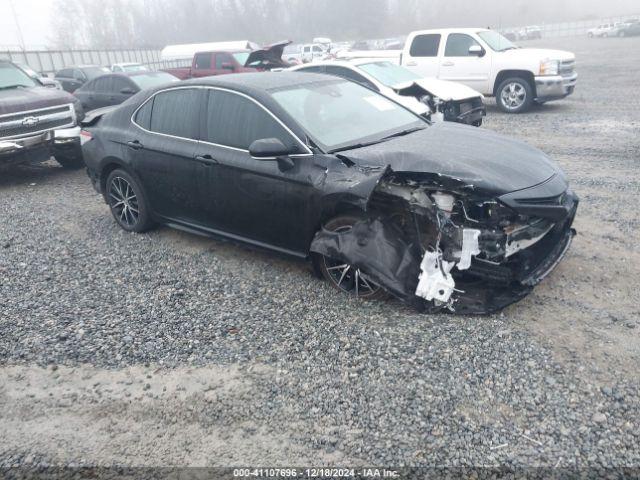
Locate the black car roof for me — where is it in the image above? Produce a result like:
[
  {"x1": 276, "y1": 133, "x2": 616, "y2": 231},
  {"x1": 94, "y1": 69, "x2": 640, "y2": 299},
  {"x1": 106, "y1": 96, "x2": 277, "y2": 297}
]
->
[{"x1": 182, "y1": 71, "x2": 334, "y2": 94}]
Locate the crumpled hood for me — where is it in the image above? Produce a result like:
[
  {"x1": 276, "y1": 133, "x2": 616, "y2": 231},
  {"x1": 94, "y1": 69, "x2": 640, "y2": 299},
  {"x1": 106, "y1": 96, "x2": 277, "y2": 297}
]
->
[
  {"x1": 337, "y1": 121, "x2": 562, "y2": 195},
  {"x1": 0, "y1": 86, "x2": 76, "y2": 116}
]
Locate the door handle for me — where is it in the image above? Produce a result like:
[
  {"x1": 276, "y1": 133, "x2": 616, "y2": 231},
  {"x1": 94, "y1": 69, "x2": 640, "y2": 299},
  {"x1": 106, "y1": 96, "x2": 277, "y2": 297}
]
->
[
  {"x1": 195, "y1": 154, "x2": 218, "y2": 165},
  {"x1": 127, "y1": 140, "x2": 144, "y2": 150},
  {"x1": 406, "y1": 61, "x2": 417, "y2": 66},
  {"x1": 442, "y1": 61, "x2": 455, "y2": 67}
]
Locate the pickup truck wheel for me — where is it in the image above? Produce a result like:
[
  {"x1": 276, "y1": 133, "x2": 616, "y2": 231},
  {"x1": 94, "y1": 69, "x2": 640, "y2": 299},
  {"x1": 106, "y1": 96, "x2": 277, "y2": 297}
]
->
[
  {"x1": 106, "y1": 169, "x2": 154, "y2": 233},
  {"x1": 315, "y1": 214, "x2": 389, "y2": 301},
  {"x1": 496, "y1": 77, "x2": 534, "y2": 114},
  {"x1": 54, "y1": 154, "x2": 84, "y2": 170}
]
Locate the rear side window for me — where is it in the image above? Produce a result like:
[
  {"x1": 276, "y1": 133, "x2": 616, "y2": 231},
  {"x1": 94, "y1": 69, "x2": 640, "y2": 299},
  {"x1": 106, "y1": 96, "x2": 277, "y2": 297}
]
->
[
  {"x1": 134, "y1": 98, "x2": 154, "y2": 130},
  {"x1": 445, "y1": 34, "x2": 481, "y2": 56},
  {"x1": 149, "y1": 88, "x2": 201, "y2": 139},
  {"x1": 204, "y1": 90, "x2": 294, "y2": 150},
  {"x1": 409, "y1": 34, "x2": 441, "y2": 57},
  {"x1": 194, "y1": 53, "x2": 212, "y2": 70},
  {"x1": 93, "y1": 76, "x2": 114, "y2": 93}
]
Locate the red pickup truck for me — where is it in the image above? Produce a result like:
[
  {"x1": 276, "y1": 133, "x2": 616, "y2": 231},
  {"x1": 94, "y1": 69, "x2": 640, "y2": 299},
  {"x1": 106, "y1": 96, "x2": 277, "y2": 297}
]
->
[{"x1": 163, "y1": 41, "x2": 291, "y2": 80}]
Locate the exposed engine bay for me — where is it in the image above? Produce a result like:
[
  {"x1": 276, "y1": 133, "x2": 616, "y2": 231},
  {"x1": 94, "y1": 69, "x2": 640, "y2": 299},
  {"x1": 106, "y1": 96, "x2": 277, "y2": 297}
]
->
[{"x1": 311, "y1": 171, "x2": 578, "y2": 315}]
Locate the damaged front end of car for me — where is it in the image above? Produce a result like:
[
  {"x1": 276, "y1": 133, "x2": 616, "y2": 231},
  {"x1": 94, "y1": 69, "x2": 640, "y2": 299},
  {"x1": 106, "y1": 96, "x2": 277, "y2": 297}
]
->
[
  {"x1": 311, "y1": 168, "x2": 578, "y2": 315},
  {"x1": 393, "y1": 79, "x2": 486, "y2": 127}
]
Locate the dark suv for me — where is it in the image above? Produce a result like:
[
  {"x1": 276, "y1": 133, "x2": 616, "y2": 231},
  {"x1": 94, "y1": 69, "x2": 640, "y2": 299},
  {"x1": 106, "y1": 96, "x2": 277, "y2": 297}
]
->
[{"x1": 0, "y1": 60, "x2": 84, "y2": 170}]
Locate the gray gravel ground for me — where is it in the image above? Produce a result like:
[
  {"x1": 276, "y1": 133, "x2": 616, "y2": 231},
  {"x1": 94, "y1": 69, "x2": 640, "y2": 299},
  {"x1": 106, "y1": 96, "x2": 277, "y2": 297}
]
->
[{"x1": 0, "y1": 36, "x2": 639, "y2": 469}]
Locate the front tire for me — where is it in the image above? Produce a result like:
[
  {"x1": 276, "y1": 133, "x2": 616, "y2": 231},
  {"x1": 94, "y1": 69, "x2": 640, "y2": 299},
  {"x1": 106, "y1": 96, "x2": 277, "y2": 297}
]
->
[
  {"x1": 496, "y1": 77, "x2": 534, "y2": 114},
  {"x1": 105, "y1": 169, "x2": 154, "y2": 233},
  {"x1": 315, "y1": 214, "x2": 389, "y2": 300}
]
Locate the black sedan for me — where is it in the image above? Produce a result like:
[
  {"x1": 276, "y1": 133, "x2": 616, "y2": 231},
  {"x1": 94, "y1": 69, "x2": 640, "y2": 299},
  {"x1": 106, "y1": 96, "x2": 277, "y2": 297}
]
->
[
  {"x1": 74, "y1": 71, "x2": 179, "y2": 111},
  {"x1": 81, "y1": 73, "x2": 578, "y2": 314},
  {"x1": 54, "y1": 65, "x2": 110, "y2": 93}
]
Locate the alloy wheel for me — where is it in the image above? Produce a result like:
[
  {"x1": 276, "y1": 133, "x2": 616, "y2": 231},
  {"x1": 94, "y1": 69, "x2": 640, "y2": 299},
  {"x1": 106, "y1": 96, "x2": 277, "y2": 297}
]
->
[
  {"x1": 108, "y1": 176, "x2": 139, "y2": 228},
  {"x1": 322, "y1": 226, "x2": 382, "y2": 298},
  {"x1": 501, "y1": 82, "x2": 527, "y2": 110}
]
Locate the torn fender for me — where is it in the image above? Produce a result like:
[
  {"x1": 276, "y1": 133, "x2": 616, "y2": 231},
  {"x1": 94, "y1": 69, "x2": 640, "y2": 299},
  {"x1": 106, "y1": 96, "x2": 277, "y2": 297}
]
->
[{"x1": 310, "y1": 217, "x2": 423, "y2": 300}]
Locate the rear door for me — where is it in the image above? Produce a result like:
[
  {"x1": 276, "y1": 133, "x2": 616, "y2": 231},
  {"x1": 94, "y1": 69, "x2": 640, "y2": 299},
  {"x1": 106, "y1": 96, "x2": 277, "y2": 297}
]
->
[
  {"x1": 193, "y1": 88, "x2": 319, "y2": 254},
  {"x1": 440, "y1": 33, "x2": 492, "y2": 92},
  {"x1": 109, "y1": 76, "x2": 137, "y2": 106},
  {"x1": 130, "y1": 87, "x2": 204, "y2": 221},
  {"x1": 192, "y1": 53, "x2": 215, "y2": 77},
  {"x1": 403, "y1": 33, "x2": 442, "y2": 77}
]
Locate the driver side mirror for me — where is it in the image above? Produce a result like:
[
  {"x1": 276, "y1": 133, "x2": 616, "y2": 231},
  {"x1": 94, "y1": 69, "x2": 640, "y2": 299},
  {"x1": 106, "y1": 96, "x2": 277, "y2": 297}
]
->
[
  {"x1": 249, "y1": 138, "x2": 296, "y2": 170},
  {"x1": 469, "y1": 45, "x2": 485, "y2": 57},
  {"x1": 221, "y1": 62, "x2": 235, "y2": 71},
  {"x1": 120, "y1": 87, "x2": 136, "y2": 95}
]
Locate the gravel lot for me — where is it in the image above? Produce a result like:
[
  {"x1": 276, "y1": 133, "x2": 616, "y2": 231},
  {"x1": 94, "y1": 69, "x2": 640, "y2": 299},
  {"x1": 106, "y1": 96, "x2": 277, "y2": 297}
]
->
[{"x1": 1, "y1": 36, "x2": 639, "y2": 469}]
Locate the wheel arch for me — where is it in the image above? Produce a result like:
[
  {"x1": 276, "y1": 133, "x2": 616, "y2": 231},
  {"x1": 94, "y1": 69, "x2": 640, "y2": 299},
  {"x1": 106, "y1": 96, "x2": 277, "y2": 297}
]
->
[{"x1": 493, "y1": 70, "x2": 536, "y2": 97}]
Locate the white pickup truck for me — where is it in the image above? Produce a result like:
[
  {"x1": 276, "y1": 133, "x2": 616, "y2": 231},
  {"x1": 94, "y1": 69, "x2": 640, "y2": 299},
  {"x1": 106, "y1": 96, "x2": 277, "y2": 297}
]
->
[{"x1": 397, "y1": 28, "x2": 577, "y2": 113}]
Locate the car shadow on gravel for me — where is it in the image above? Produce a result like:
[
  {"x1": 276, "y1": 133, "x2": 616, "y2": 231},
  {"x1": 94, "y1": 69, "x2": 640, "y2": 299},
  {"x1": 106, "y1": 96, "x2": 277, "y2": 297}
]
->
[{"x1": 0, "y1": 160, "x2": 70, "y2": 189}]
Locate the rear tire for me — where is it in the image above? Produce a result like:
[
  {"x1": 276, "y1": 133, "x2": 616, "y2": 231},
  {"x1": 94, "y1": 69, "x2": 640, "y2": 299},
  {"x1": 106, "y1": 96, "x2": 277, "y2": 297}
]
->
[
  {"x1": 105, "y1": 169, "x2": 154, "y2": 233},
  {"x1": 315, "y1": 214, "x2": 389, "y2": 300},
  {"x1": 496, "y1": 77, "x2": 534, "y2": 114}
]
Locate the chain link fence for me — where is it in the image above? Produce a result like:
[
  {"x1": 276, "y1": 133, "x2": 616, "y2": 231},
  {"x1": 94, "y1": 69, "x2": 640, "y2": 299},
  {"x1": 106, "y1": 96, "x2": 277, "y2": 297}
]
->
[{"x1": 0, "y1": 48, "x2": 190, "y2": 77}]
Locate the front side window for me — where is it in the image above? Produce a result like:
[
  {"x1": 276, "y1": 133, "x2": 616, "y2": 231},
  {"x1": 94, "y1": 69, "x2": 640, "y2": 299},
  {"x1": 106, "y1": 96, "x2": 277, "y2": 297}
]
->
[
  {"x1": 92, "y1": 76, "x2": 114, "y2": 93},
  {"x1": 445, "y1": 34, "x2": 482, "y2": 57},
  {"x1": 148, "y1": 88, "x2": 201, "y2": 139},
  {"x1": 194, "y1": 53, "x2": 212, "y2": 70},
  {"x1": 358, "y1": 62, "x2": 420, "y2": 87},
  {"x1": 204, "y1": 90, "x2": 294, "y2": 150},
  {"x1": 0, "y1": 62, "x2": 37, "y2": 89},
  {"x1": 409, "y1": 34, "x2": 441, "y2": 57},
  {"x1": 271, "y1": 79, "x2": 424, "y2": 152}
]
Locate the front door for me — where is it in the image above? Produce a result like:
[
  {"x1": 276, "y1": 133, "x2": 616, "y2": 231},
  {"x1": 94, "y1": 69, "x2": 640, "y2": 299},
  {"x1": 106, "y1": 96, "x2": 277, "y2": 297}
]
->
[
  {"x1": 193, "y1": 88, "x2": 321, "y2": 254},
  {"x1": 439, "y1": 33, "x2": 492, "y2": 93}
]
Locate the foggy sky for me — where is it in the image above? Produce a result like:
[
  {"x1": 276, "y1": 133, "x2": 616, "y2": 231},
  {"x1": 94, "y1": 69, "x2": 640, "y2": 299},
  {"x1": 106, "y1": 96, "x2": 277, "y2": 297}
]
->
[{"x1": 1, "y1": 0, "x2": 639, "y2": 49}]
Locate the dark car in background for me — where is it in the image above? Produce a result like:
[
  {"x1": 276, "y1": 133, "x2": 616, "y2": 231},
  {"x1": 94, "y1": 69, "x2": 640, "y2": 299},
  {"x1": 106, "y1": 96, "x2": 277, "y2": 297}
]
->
[
  {"x1": 618, "y1": 21, "x2": 640, "y2": 37},
  {"x1": 55, "y1": 65, "x2": 110, "y2": 93},
  {"x1": 0, "y1": 60, "x2": 84, "y2": 170},
  {"x1": 81, "y1": 72, "x2": 578, "y2": 315},
  {"x1": 74, "y1": 71, "x2": 179, "y2": 111}
]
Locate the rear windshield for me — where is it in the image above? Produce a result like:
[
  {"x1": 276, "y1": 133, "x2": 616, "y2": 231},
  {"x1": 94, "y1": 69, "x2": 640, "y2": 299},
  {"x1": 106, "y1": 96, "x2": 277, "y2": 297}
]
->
[
  {"x1": 232, "y1": 52, "x2": 250, "y2": 65},
  {"x1": 271, "y1": 79, "x2": 424, "y2": 152},
  {"x1": 84, "y1": 67, "x2": 111, "y2": 79},
  {"x1": 123, "y1": 64, "x2": 149, "y2": 72},
  {"x1": 0, "y1": 62, "x2": 37, "y2": 89},
  {"x1": 358, "y1": 62, "x2": 420, "y2": 87},
  {"x1": 130, "y1": 72, "x2": 179, "y2": 90}
]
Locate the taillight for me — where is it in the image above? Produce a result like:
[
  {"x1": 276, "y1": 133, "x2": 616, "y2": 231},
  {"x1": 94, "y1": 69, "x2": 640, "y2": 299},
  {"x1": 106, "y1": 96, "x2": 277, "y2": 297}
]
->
[{"x1": 80, "y1": 129, "x2": 93, "y2": 145}]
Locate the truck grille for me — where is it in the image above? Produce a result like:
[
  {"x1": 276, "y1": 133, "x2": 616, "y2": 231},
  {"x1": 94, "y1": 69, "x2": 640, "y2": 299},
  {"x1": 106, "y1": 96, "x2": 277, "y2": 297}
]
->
[
  {"x1": 0, "y1": 104, "x2": 75, "y2": 140},
  {"x1": 559, "y1": 60, "x2": 575, "y2": 77}
]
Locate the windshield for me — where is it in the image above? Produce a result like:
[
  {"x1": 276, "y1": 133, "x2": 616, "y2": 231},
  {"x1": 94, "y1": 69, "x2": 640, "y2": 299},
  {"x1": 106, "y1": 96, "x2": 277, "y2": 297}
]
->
[
  {"x1": 84, "y1": 66, "x2": 111, "y2": 79},
  {"x1": 232, "y1": 52, "x2": 250, "y2": 65},
  {"x1": 0, "y1": 62, "x2": 37, "y2": 89},
  {"x1": 271, "y1": 79, "x2": 424, "y2": 152},
  {"x1": 358, "y1": 61, "x2": 420, "y2": 87},
  {"x1": 130, "y1": 72, "x2": 179, "y2": 90},
  {"x1": 477, "y1": 30, "x2": 518, "y2": 52},
  {"x1": 123, "y1": 64, "x2": 148, "y2": 72}
]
